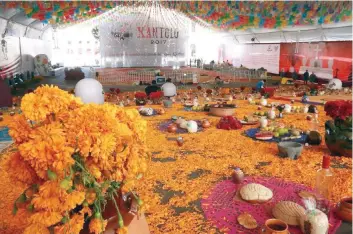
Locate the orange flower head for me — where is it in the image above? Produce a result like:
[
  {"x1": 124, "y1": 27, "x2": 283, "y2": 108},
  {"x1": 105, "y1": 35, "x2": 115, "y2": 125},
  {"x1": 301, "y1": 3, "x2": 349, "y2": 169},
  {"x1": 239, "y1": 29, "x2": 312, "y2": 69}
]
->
[
  {"x1": 89, "y1": 218, "x2": 107, "y2": 234},
  {"x1": 8, "y1": 115, "x2": 32, "y2": 144}
]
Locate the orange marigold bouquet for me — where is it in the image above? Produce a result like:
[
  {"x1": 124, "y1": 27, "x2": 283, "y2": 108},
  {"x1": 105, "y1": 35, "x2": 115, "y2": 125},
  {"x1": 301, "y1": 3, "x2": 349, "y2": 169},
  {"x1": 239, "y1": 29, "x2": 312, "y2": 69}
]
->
[{"x1": 6, "y1": 85, "x2": 148, "y2": 234}]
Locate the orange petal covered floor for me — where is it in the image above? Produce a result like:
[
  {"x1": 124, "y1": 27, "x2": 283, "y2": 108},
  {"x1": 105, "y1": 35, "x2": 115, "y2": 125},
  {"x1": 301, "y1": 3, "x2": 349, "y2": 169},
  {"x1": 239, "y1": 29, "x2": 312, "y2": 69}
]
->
[{"x1": 0, "y1": 99, "x2": 351, "y2": 233}]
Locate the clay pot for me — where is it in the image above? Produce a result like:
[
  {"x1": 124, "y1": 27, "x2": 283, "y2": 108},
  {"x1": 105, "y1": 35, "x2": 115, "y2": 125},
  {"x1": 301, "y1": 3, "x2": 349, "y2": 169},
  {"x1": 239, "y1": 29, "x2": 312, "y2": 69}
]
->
[
  {"x1": 167, "y1": 124, "x2": 177, "y2": 133},
  {"x1": 10, "y1": 111, "x2": 15, "y2": 116},
  {"x1": 158, "y1": 108, "x2": 165, "y2": 115},
  {"x1": 0, "y1": 116, "x2": 3, "y2": 121},
  {"x1": 176, "y1": 136, "x2": 183, "y2": 146},
  {"x1": 231, "y1": 168, "x2": 244, "y2": 184},
  {"x1": 262, "y1": 219, "x2": 288, "y2": 234},
  {"x1": 336, "y1": 197, "x2": 352, "y2": 223},
  {"x1": 202, "y1": 119, "x2": 211, "y2": 128}
]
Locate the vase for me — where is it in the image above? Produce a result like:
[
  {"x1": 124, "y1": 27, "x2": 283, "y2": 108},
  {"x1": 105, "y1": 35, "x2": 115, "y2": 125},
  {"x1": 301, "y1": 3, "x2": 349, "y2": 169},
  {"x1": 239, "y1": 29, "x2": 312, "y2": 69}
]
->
[
  {"x1": 284, "y1": 104, "x2": 292, "y2": 113},
  {"x1": 260, "y1": 96, "x2": 267, "y2": 106},
  {"x1": 268, "y1": 108, "x2": 276, "y2": 120},
  {"x1": 259, "y1": 117, "x2": 268, "y2": 128},
  {"x1": 81, "y1": 193, "x2": 150, "y2": 234},
  {"x1": 163, "y1": 100, "x2": 173, "y2": 108},
  {"x1": 325, "y1": 119, "x2": 352, "y2": 157}
]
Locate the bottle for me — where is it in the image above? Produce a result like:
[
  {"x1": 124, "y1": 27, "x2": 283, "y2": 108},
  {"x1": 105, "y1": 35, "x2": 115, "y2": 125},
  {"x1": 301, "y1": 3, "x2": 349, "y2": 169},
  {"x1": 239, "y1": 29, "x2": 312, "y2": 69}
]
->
[
  {"x1": 316, "y1": 155, "x2": 333, "y2": 199},
  {"x1": 310, "y1": 113, "x2": 319, "y2": 131}
]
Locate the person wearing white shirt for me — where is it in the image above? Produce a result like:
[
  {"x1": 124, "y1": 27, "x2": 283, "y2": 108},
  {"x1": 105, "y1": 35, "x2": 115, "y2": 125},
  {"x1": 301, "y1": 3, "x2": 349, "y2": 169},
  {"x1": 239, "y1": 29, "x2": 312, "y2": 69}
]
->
[{"x1": 161, "y1": 78, "x2": 177, "y2": 97}]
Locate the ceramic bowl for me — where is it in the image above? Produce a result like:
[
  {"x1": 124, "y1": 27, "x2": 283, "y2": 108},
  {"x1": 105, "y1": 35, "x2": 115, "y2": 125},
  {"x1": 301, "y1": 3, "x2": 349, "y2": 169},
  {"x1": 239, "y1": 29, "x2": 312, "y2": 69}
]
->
[
  {"x1": 209, "y1": 107, "x2": 235, "y2": 117},
  {"x1": 336, "y1": 197, "x2": 352, "y2": 223},
  {"x1": 277, "y1": 142, "x2": 303, "y2": 160}
]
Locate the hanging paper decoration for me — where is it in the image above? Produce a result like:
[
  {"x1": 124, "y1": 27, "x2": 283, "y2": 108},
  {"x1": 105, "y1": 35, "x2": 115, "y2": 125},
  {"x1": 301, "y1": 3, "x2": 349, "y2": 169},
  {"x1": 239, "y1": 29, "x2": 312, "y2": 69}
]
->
[{"x1": 0, "y1": 1, "x2": 351, "y2": 30}]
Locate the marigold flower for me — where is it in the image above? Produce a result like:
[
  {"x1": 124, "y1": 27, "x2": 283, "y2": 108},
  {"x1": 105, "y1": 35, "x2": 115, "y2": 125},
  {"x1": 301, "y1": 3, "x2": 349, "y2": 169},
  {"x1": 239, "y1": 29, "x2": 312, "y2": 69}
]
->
[
  {"x1": 8, "y1": 115, "x2": 32, "y2": 144},
  {"x1": 116, "y1": 226, "x2": 128, "y2": 234},
  {"x1": 18, "y1": 123, "x2": 74, "y2": 179},
  {"x1": 5, "y1": 152, "x2": 38, "y2": 185},
  {"x1": 21, "y1": 85, "x2": 82, "y2": 122},
  {"x1": 24, "y1": 223, "x2": 50, "y2": 234},
  {"x1": 28, "y1": 211, "x2": 62, "y2": 227},
  {"x1": 89, "y1": 218, "x2": 107, "y2": 234},
  {"x1": 54, "y1": 213, "x2": 84, "y2": 234},
  {"x1": 63, "y1": 190, "x2": 85, "y2": 211}
]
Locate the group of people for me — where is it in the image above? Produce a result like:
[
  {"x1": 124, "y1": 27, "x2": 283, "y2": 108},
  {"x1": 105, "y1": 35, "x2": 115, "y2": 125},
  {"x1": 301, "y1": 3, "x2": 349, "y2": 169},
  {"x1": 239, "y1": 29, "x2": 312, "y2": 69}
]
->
[
  {"x1": 303, "y1": 70, "x2": 317, "y2": 84},
  {"x1": 284, "y1": 70, "x2": 317, "y2": 84},
  {"x1": 145, "y1": 78, "x2": 177, "y2": 98}
]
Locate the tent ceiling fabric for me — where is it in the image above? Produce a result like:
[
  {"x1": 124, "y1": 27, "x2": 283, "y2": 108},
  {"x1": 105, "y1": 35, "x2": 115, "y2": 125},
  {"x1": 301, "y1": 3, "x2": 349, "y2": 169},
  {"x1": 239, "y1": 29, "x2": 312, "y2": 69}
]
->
[
  {"x1": 0, "y1": 1, "x2": 351, "y2": 42},
  {"x1": 1, "y1": 1, "x2": 352, "y2": 29}
]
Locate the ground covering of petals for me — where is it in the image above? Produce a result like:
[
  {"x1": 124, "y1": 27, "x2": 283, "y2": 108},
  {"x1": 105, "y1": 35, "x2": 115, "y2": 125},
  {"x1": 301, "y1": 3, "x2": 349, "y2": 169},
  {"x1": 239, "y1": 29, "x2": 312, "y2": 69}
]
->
[{"x1": 0, "y1": 99, "x2": 351, "y2": 234}]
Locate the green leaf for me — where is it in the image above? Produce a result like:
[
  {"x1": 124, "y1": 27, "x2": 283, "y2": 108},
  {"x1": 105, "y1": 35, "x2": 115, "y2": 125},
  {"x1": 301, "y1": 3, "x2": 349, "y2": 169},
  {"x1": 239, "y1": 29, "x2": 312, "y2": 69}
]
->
[
  {"x1": 61, "y1": 216, "x2": 69, "y2": 224},
  {"x1": 17, "y1": 194, "x2": 27, "y2": 203},
  {"x1": 12, "y1": 204, "x2": 18, "y2": 215},
  {"x1": 47, "y1": 169, "x2": 57, "y2": 181},
  {"x1": 27, "y1": 204, "x2": 34, "y2": 212},
  {"x1": 94, "y1": 212, "x2": 102, "y2": 219}
]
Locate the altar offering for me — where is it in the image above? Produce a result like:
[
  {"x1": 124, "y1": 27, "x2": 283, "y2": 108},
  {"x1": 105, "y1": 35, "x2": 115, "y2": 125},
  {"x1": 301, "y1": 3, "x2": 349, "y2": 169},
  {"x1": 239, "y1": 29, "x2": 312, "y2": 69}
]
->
[
  {"x1": 299, "y1": 198, "x2": 329, "y2": 234},
  {"x1": 231, "y1": 168, "x2": 244, "y2": 184},
  {"x1": 240, "y1": 183, "x2": 273, "y2": 204},
  {"x1": 272, "y1": 201, "x2": 306, "y2": 226},
  {"x1": 263, "y1": 219, "x2": 289, "y2": 234},
  {"x1": 237, "y1": 213, "x2": 257, "y2": 229}
]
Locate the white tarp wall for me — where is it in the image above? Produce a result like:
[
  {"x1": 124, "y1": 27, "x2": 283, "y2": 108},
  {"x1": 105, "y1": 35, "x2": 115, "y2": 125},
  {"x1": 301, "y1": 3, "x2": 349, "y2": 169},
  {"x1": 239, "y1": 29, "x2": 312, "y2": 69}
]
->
[
  {"x1": 0, "y1": 16, "x2": 53, "y2": 76},
  {"x1": 100, "y1": 13, "x2": 188, "y2": 67},
  {"x1": 224, "y1": 22, "x2": 352, "y2": 44},
  {"x1": 54, "y1": 24, "x2": 100, "y2": 67}
]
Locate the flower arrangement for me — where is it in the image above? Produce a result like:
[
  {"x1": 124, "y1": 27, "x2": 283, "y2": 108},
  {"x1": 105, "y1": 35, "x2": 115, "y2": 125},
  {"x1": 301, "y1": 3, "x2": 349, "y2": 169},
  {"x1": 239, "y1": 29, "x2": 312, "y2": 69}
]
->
[
  {"x1": 197, "y1": 86, "x2": 202, "y2": 91},
  {"x1": 134, "y1": 92, "x2": 147, "y2": 105},
  {"x1": 216, "y1": 116, "x2": 242, "y2": 130},
  {"x1": 324, "y1": 100, "x2": 352, "y2": 125},
  {"x1": 7, "y1": 85, "x2": 148, "y2": 234},
  {"x1": 206, "y1": 89, "x2": 212, "y2": 96},
  {"x1": 135, "y1": 92, "x2": 147, "y2": 100},
  {"x1": 149, "y1": 91, "x2": 163, "y2": 104}
]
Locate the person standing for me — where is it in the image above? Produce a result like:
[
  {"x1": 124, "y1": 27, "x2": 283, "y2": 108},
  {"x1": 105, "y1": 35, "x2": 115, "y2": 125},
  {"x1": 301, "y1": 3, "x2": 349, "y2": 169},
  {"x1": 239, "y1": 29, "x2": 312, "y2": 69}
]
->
[
  {"x1": 303, "y1": 70, "x2": 309, "y2": 84},
  {"x1": 292, "y1": 70, "x2": 298, "y2": 80},
  {"x1": 161, "y1": 78, "x2": 177, "y2": 97},
  {"x1": 309, "y1": 72, "x2": 317, "y2": 83}
]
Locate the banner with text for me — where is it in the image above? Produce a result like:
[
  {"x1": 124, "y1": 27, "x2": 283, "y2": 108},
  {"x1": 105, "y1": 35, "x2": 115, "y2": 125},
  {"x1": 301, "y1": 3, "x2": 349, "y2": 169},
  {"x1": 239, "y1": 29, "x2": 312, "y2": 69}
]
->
[
  {"x1": 100, "y1": 16, "x2": 188, "y2": 67},
  {"x1": 228, "y1": 44, "x2": 280, "y2": 74}
]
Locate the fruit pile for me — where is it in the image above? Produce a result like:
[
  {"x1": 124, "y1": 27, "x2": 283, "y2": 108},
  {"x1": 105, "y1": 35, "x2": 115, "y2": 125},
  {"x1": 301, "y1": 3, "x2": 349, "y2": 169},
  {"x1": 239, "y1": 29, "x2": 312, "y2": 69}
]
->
[
  {"x1": 261, "y1": 124, "x2": 302, "y2": 138},
  {"x1": 254, "y1": 111, "x2": 268, "y2": 117},
  {"x1": 217, "y1": 116, "x2": 242, "y2": 130}
]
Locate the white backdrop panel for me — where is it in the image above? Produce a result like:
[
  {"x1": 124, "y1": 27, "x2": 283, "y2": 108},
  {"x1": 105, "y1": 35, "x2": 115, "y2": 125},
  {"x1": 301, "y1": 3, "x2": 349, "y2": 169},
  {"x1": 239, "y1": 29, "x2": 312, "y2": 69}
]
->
[
  {"x1": 100, "y1": 16, "x2": 188, "y2": 67},
  {"x1": 230, "y1": 44, "x2": 280, "y2": 73},
  {"x1": 0, "y1": 36, "x2": 20, "y2": 76},
  {"x1": 20, "y1": 37, "x2": 52, "y2": 72}
]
